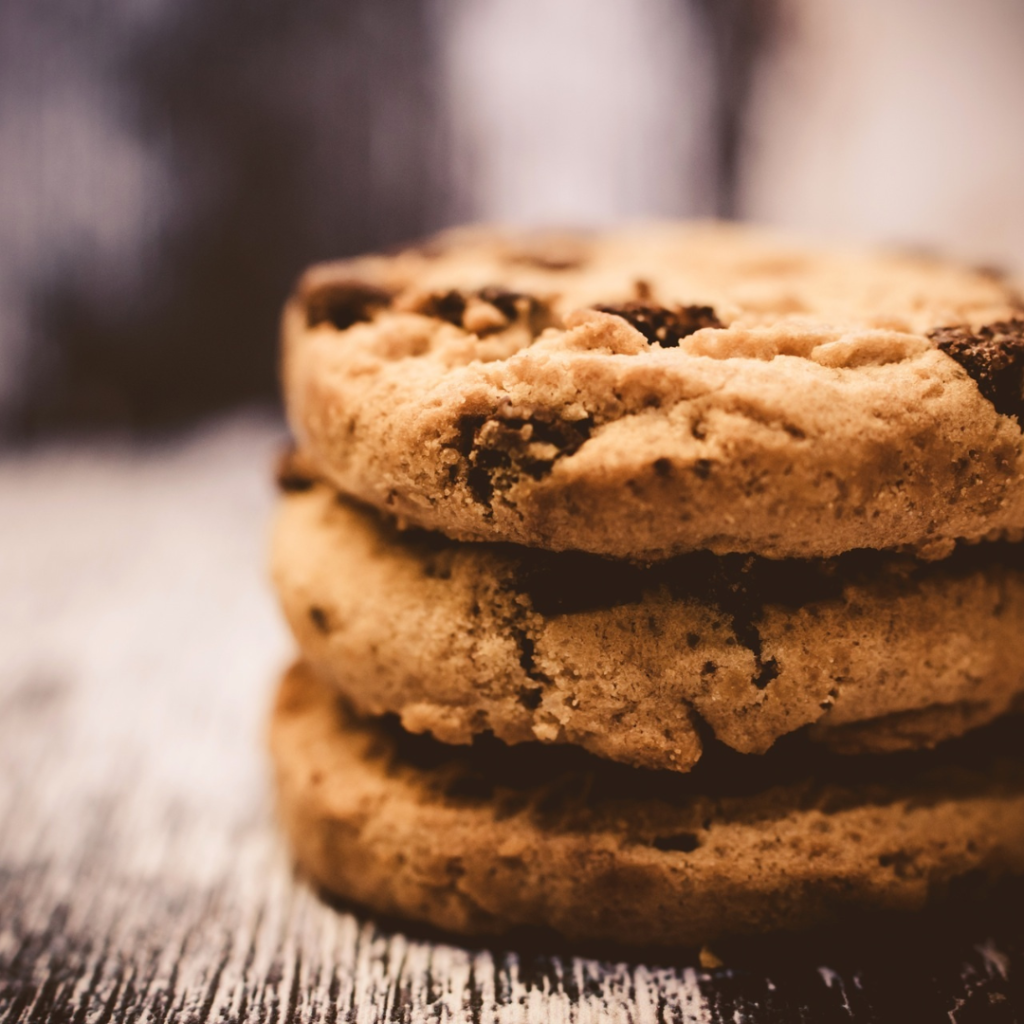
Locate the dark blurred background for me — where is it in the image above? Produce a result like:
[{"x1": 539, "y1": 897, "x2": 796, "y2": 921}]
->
[{"x1": 1, "y1": 0, "x2": 1022, "y2": 438}]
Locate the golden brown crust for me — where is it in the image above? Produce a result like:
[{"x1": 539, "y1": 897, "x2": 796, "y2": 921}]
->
[
  {"x1": 271, "y1": 483, "x2": 1024, "y2": 771},
  {"x1": 282, "y1": 223, "x2": 1024, "y2": 560},
  {"x1": 270, "y1": 663, "x2": 1024, "y2": 947}
]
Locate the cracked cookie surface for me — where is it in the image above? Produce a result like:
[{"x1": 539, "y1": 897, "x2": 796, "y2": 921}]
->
[
  {"x1": 270, "y1": 479, "x2": 1024, "y2": 772},
  {"x1": 282, "y1": 222, "x2": 1024, "y2": 560},
  {"x1": 270, "y1": 661, "x2": 1024, "y2": 946}
]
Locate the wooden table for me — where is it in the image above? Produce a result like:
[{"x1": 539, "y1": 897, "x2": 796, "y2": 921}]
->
[{"x1": 1, "y1": 415, "x2": 1021, "y2": 1023}]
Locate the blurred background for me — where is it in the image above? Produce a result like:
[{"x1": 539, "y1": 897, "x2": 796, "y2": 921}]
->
[
  {"x1": 2, "y1": 4, "x2": 1024, "y2": 1006},
  {"x1": 2, "y1": 0, "x2": 1023, "y2": 438}
]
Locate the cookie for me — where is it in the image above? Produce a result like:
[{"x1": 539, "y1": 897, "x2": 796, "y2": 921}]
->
[
  {"x1": 270, "y1": 475, "x2": 1024, "y2": 772},
  {"x1": 270, "y1": 662, "x2": 1024, "y2": 947},
  {"x1": 281, "y1": 223, "x2": 1024, "y2": 560}
]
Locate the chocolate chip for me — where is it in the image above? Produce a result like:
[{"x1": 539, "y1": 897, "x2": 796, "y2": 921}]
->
[
  {"x1": 522, "y1": 416, "x2": 593, "y2": 454},
  {"x1": 421, "y1": 556, "x2": 452, "y2": 581},
  {"x1": 517, "y1": 686, "x2": 544, "y2": 710},
  {"x1": 452, "y1": 414, "x2": 484, "y2": 456},
  {"x1": 593, "y1": 302, "x2": 722, "y2": 347},
  {"x1": 652, "y1": 832, "x2": 700, "y2": 853},
  {"x1": 305, "y1": 281, "x2": 393, "y2": 330},
  {"x1": 274, "y1": 448, "x2": 316, "y2": 492},
  {"x1": 448, "y1": 413, "x2": 593, "y2": 508},
  {"x1": 418, "y1": 290, "x2": 467, "y2": 326},
  {"x1": 878, "y1": 851, "x2": 918, "y2": 879},
  {"x1": 416, "y1": 287, "x2": 553, "y2": 337},
  {"x1": 477, "y1": 286, "x2": 526, "y2": 322},
  {"x1": 308, "y1": 606, "x2": 330, "y2": 634},
  {"x1": 483, "y1": 287, "x2": 555, "y2": 335},
  {"x1": 466, "y1": 465, "x2": 495, "y2": 505},
  {"x1": 929, "y1": 319, "x2": 1024, "y2": 423}
]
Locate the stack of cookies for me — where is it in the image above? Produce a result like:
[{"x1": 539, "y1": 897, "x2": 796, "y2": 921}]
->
[{"x1": 269, "y1": 223, "x2": 1024, "y2": 946}]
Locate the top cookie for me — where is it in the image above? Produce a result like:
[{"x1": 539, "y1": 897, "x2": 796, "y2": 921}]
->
[{"x1": 282, "y1": 222, "x2": 1024, "y2": 560}]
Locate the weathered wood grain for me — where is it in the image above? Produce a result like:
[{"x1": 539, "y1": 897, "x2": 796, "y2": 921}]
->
[{"x1": 0, "y1": 415, "x2": 1021, "y2": 1023}]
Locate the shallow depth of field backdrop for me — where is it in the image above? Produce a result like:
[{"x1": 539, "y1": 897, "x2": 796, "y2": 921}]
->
[{"x1": 1, "y1": 0, "x2": 1023, "y2": 438}]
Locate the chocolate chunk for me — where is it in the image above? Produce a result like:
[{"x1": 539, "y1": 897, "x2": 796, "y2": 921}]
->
[
  {"x1": 477, "y1": 286, "x2": 528, "y2": 322},
  {"x1": 517, "y1": 686, "x2": 544, "y2": 710},
  {"x1": 466, "y1": 465, "x2": 495, "y2": 505},
  {"x1": 308, "y1": 606, "x2": 330, "y2": 634},
  {"x1": 275, "y1": 448, "x2": 317, "y2": 492},
  {"x1": 452, "y1": 414, "x2": 485, "y2": 456},
  {"x1": 478, "y1": 287, "x2": 556, "y2": 336},
  {"x1": 877, "y1": 850, "x2": 918, "y2": 879},
  {"x1": 929, "y1": 319, "x2": 1024, "y2": 423},
  {"x1": 593, "y1": 302, "x2": 722, "y2": 347},
  {"x1": 417, "y1": 288, "x2": 554, "y2": 336},
  {"x1": 447, "y1": 413, "x2": 593, "y2": 508},
  {"x1": 418, "y1": 290, "x2": 467, "y2": 326},
  {"x1": 514, "y1": 416, "x2": 593, "y2": 470},
  {"x1": 305, "y1": 281, "x2": 393, "y2": 330}
]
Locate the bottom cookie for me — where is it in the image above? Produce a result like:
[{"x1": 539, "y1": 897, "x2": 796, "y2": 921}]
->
[{"x1": 270, "y1": 662, "x2": 1024, "y2": 947}]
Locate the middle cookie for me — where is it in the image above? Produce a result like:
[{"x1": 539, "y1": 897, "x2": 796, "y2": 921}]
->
[{"x1": 272, "y1": 474, "x2": 1024, "y2": 773}]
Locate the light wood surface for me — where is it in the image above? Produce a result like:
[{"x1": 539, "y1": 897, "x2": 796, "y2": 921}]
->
[{"x1": 0, "y1": 414, "x2": 1020, "y2": 1023}]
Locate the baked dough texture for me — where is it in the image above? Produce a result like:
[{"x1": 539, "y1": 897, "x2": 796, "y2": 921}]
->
[
  {"x1": 270, "y1": 662, "x2": 1024, "y2": 947},
  {"x1": 270, "y1": 223, "x2": 1024, "y2": 944},
  {"x1": 271, "y1": 479, "x2": 1024, "y2": 772},
  {"x1": 282, "y1": 223, "x2": 1024, "y2": 560}
]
